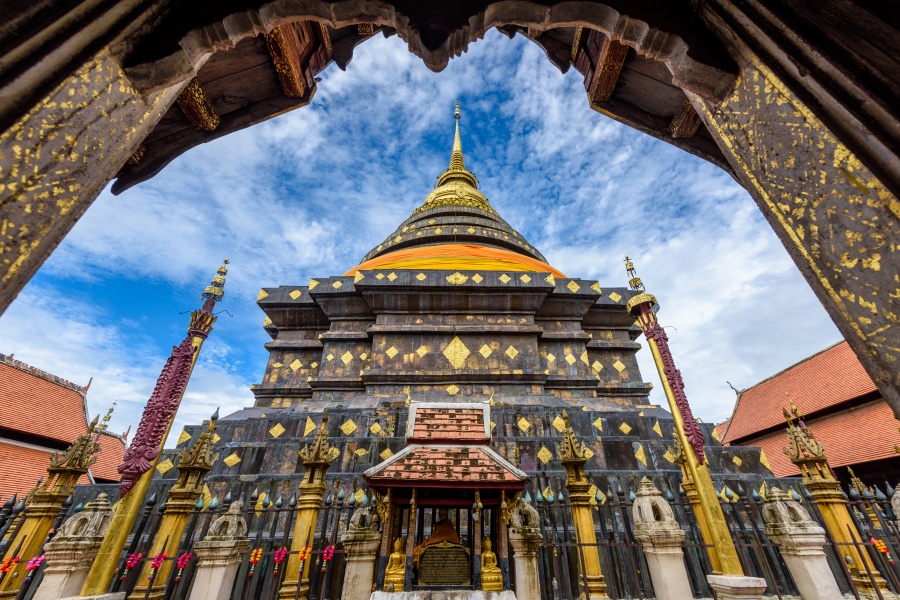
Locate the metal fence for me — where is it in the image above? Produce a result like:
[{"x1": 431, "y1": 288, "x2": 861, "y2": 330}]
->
[{"x1": 4, "y1": 477, "x2": 900, "y2": 599}]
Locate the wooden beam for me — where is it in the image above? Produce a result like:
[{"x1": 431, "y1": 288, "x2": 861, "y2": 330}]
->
[
  {"x1": 669, "y1": 99, "x2": 703, "y2": 138},
  {"x1": 265, "y1": 25, "x2": 307, "y2": 97},
  {"x1": 587, "y1": 32, "x2": 628, "y2": 104},
  {"x1": 175, "y1": 78, "x2": 219, "y2": 130}
]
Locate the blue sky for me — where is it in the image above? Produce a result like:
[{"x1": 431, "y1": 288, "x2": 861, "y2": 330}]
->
[{"x1": 0, "y1": 30, "x2": 840, "y2": 442}]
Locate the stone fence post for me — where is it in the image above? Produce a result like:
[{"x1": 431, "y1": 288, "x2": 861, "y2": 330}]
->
[
  {"x1": 339, "y1": 506, "x2": 381, "y2": 600},
  {"x1": 632, "y1": 478, "x2": 692, "y2": 600},
  {"x1": 507, "y1": 498, "x2": 542, "y2": 600},
  {"x1": 763, "y1": 488, "x2": 842, "y2": 600},
  {"x1": 34, "y1": 493, "x2": 112, "y2": 600},
  {"x1": 188, "y1": 502, "x2": 250, "y2": 600}
]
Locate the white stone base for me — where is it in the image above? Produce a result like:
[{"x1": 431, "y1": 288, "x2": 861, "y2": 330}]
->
[
  {"x1": 706, "y1": 574, "x2": 767, "y2": 600},
  {"x1": 370, "y1": 591, "x2": 516, "y2": 600}
]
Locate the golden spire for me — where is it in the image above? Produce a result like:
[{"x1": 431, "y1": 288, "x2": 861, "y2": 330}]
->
[{"x1": 436, "y1": 101, "x2": 478, "y2": 189}]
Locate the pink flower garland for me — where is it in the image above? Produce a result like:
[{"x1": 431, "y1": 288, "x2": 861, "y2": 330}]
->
[
  {"x1": 148, "y1": 552, "x2": 167, "y2": 581},
  {"x1": 120, "y1": 552, "x2": 142, "y2": 580},
  {"x1": 24, "y1": 555, "x2": 44, "y2": 582},
  {"x1": 175, "y1": 552, "x2": 192, "y2": 582},
  {"x1": 321, "y1": 546, "x2": 335, "y2": 573},
  {"x1": 272, "y1": 547, "x2": 287, "y2": 575}
]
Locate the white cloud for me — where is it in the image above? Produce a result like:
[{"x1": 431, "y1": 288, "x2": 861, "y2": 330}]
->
[{"x1": 0, "y1": 28, "x2": 841, "y2": 441}]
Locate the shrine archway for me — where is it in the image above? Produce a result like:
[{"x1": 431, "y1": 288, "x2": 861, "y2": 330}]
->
[{"x1": 1, "y1": 1, "x2": 898, "y2": 416}]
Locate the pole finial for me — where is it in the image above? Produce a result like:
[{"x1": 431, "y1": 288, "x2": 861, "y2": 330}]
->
[{"x1": 455, "y1": 100, "x2": 461, "y2": 120}]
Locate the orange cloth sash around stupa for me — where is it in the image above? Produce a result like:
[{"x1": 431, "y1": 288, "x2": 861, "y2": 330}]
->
[{"x1": 345, "y1": 244, "x2": 566, "y2": 277}]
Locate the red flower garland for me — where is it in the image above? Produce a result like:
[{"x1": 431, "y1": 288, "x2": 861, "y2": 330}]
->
[
  {"x1": 272, "y1": 547, "x2": 287, "y2": 575},
  {"x1": 120, "y1": 552, "x2": 142, "y2": 580},
  {"x1": 321, "y1": 546, "x2": 335, "y2": 573},
  {"x1": 175, "y1": 552, "x2": 192, "y2": 582}
]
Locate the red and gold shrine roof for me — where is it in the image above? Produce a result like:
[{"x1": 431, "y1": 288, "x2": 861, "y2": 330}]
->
[{"x1": 366, "y1": 401, "x2": 527, "y2": 489}]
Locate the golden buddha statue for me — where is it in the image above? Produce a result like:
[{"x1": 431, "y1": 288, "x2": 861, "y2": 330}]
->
[
  {"x1": 481, "y1": 537, "x2": 503, "y2": 591},
  {"x1": 383, "y1": 538, "x2": 406, "y2": 591}
]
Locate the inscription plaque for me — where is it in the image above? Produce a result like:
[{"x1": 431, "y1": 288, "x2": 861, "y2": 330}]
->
[{"x1": 418, "y1": 540, "x2": 471, "y2": 586}]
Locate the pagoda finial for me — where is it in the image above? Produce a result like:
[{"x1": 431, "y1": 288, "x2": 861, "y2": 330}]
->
[
  {"x1": 451, "y1": 101, "x2": 464, "y2": 171},
  {"x1": 200, "y1": 258, "x2": 229, "y2": 314},
  {"x1": 435, "y1": 101, "x2": 478, "y2": 189},
  {"x1": 624, "y1": 254, "x2": 645, "y2": 292}
]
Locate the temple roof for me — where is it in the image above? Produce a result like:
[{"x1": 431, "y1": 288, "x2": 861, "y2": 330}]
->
[
  {"x1": 722, "y1": 341, "x2": 879, "y2": 443},
  {"x1": 0, "y1": 354, "x2": 127, "y2": 495},
  {"x1": 352, "y1": 105, "x2": 560, "y2": 274}
]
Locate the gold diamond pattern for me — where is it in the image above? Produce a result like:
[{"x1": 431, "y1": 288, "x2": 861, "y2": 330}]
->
[
  {"x1": 592, "y1": 360, "x2": 603, "y2": 372},
  {"x1": 663, "y1": 449, "x2": 676, "y2": 463},
  {"x1": 304, "y1": 417, "x2": 316, "y2": 436},
  {"x1": 370, "y1": 422, "x2": 383, "y2": 435},
  {"x1": 326, "y1": 353, "x2": 334, "y2": 361},
  {"x1": 387, "y1": 272, "x2": 397, "y2": 281},
  {"x1": 471, "y1": 273, "x2": 483, "y2": 283},
  {"x1": 565, "y1": 353, "x2": 576, "y2": 365},
  {"x1": 202, "y1": 484, "x2": 213, "y2": 511},
  {"x1": 308, "y1": 278, "x2": 319, "y2": 290},
  {"x1": 653, "y1": 420, "x2": 663, "y2": 437},
  {"x1": 211, "y1": 434, "x2": 221, "y2": 443},
  {"x1": 517, "y1": 417, "x2": 531, "y2": 432},
  {"x1": 340, "y1": 419, "x2": 358, "y2": 435},
  {"x1": 407, "y1": 344, "x2": 425, "y2": 358},
  {"x1": 443, "y1": 336, "x2": 470, "y2": 369},
  {"x1": 609, "y1": 291, "x2": 622, "y2": 302},
  {"x1": 380, "y1": 448, "x2": 394, "y2": 461},
  {"x1": 156, "y1": 458, "x2": 174, "y2": 475},
  {"x1": 446, "y1": 272, "x2": 468, "y2": 285},
  {"x1": 341, "y1": 351, "x2": 353, "y2": 365},
  {"x1": 552, "y1": 416, "x2": 566, "y2": 432},
  {"x1": 386, "y1": 346, "x2": 399, "y2": 358},
  {"x1": 593, "y1": 417, "x2": 603, "y2": 431},
  {"x1": 258, "y1": 289, "x2": 269, "y2": 301},
  {"x1": 263, "y1": 317, "x2": 272, "y2": 327},
  {"x1": 446, "y1": 384, "x2": 460, "y2": 395},
  {"x1": 759, "y1": 449, "x2": 772, "y2": 471},
  {"x1": 375, "y1": 273, "x2": 384, "y2": 280},
  {"x1": 635, "y1": 445, "x2": 648, "y2": 466},
  {"x1": 613, "y1": 360, "x2": 626, "y2": 373},
  {"x1": 479, "y1": 344, "x2": 492, "y2": 358},
  {"x1": 327, "y1": 447, "x2": 340, "y2": 462},
  {"x1": 435, "y1": 227, "x2": 443, "y2": 234},
  {"x1": 272, "y1": 362, "x2": 283, "y2": 368},
  {"x1": 546, "y1": 353, "x2": 556, "y2": 362},
  {"x1": 520, "y1": 274, "x2": 532, "y2": 283},
  {"x1": 289, "y1": 289, "x2": 302, "y2": 300},
  {"x1": 580, "y1": 351, "x2": 589, "y2": 365},
  {"x1": 354, "y1": 272, "x2": 364, "y2": 283},
  {"x1": 619, "y1": 422, "x2": 632, "y2": 435},
  {"x1": 359, "y1": 353, "x2": 368, "y2": 360},
  {"x1": 537, "y1": 447, "x2": 553, "y2": 464},
  {"x1": 505, "y1": 346, "x2": 519, "y2": 359},
  {"x1": 354, "y1": 448, "x2": 367, "y2": 457},
  {"x1": 290, "y1": 359, "x2": 302, "y2": 372},
  {"x1": 591, "y1": 282, "x2": 602, "y2": 294},
  {"x1": 732, "y1": 456, "x2": 743, "y2": 467},
  {"x1": 566, "y1": 280, "x2": 581, "y2": 293},
  {"x1": 467, "y1": 227, "x2": 476, "y2": 233},
  {"x1": 223, "y1": 453, "x2": 241, "y2": 468},
  {"x1": 332, "y1": 280, "x2": 343, "y2": 289},
  {"x1": 499, "y1": 274, "x2": 511, "y2": 284},
  {"x1": 269, "y1": 423, "x2": 286, "y2": 438},
  {"x1": 544, "y1": 274, "x2": 556, "y2": 285},
  {"x1": 416, "y1": 273, "x2": 427, "y2": 281},
  {"x1": 177, "y1": 429, "x2": 192, "y2": 445}
]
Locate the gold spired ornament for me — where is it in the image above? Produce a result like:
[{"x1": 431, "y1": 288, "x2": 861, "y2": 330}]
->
[{"x1": 443, "y1": 336, "x2": 470, "y2": 369}]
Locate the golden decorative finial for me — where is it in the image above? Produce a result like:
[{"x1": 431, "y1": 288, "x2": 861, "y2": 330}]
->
[
  {"x1": 455, "y1": 100, "x2": 461, "y2": 120},
  {"x1": 202, "y1": 258, "x2": 230, "y2": 303},
  {"x1": 624, "y1": 254, "x2": 645, "y2": 291}
]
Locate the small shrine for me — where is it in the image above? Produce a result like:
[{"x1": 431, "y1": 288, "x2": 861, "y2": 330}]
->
[{"x1": 365, "y1": 401, "x2": 527, "y2": 593}]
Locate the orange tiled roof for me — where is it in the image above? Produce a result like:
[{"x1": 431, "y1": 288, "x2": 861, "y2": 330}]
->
[
  {"x1": 738, "y1": 400, "x2": 900, "y2": 477},
  {"x1": 368, "y1": 446, "x2": 525, "y2": 486},
  {"x1": 93, "y1": 434, "x2": 126, "y2": 482},
  {"x1": 0, "y1": 440, "x2": 117, "y2": 500},
  {"x1": 723, "y1": 341, "x2": 877, "y2": 443},
  {"x1": 411, "y1": 407, "x2": 486, "y2": 442},
  {"x1": 0, "y1": 358, "x2": 89, "y2": 444}
]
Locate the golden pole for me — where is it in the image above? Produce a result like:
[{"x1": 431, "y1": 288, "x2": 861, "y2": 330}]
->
[
  {"x1": 623, "y1": 256, "x2": 743, "y2": 576},
  {"x1": 558, "y1": 412, "x2": 608, "y2": 598},
  {"x1": 80, "y1": 260, "x2": 228, "y2": 596},
  {"x1": 278, "y1": 417, "x2": 335, "y2": 600}
]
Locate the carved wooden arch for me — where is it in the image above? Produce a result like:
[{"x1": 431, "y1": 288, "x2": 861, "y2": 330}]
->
[{"x1": 121, "y1": 1, "x2": 736, "y2": 103}]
